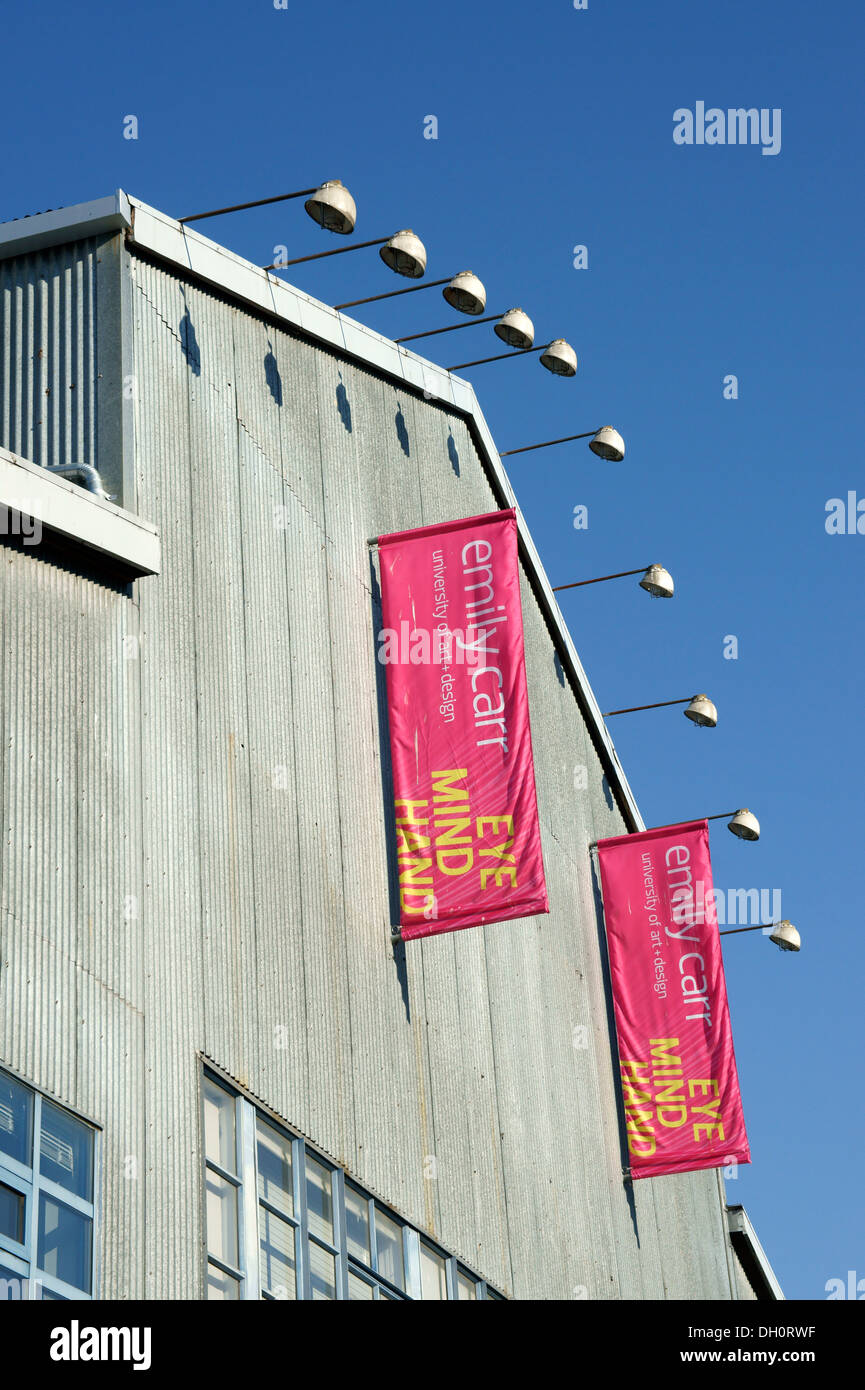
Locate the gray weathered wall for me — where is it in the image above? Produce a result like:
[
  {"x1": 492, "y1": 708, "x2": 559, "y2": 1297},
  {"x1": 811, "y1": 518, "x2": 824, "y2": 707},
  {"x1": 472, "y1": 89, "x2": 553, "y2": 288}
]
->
[{"x1": 0, "y1": 239, "x2": 737, "y2": 1300}]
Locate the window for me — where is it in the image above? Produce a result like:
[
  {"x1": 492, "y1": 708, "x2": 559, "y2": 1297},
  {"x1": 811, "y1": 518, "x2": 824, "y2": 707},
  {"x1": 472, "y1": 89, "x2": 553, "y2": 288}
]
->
[
  {"x1": 202, "y1": 1069, "x2": 505, "y2": 1300},
  {"x1": 0, "y1": 1068, "x2": 97, "y2": 1300}
]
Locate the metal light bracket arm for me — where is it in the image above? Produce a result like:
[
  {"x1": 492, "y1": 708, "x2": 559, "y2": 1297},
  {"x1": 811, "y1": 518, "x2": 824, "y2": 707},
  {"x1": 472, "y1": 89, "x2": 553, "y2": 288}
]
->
[
  {"x1": 553, "y1": 567, "x2": 652, "y2": 593},
  {"x1": 396, "y1": 313, "x2": 508, "y2": 344},
  {"x1": 501, "y1": 432, "x2": 596, "y2": 458},
  {"x1": 446, "y1": 345, "x2": 549, "y2": 371},
  {"x1": 180, "y1": 189, "x2": 317, "y2": 224},
  {"x1": 336, "y1": 278, "x2": 451, "y2": 311},
  {"x1": 719, "y1": 924, "x2": 777, "y2": 937},
  {"x1": 264, "y1": 236, "x2": 388, "y2": 271},
  {"x1": 603, "y1": 698, "x2": 690, "y2": 717}
]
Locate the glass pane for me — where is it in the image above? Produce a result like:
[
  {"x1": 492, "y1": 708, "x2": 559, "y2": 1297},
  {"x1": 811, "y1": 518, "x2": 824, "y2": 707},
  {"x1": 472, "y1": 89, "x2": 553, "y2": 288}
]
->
[
  {"x1": 0, "y1": 1182, "x2": 25, "y2": 1244},
  {"x1": 345, "y1": 1185, "x2": 370, "y2": 1264},
  {"x1": 207, "y1": 1264, "x2": 240, "y2": 1300},
  {"x1": 205, "y1": 1170, "x2": 238, "y2": 1267},
  {"x1": 256, "y1": 1119, "x2": 293, "y2": 1219},
  {"x1": 309, "y1": 1240, "x2": 336, "y2": 1300},
  {"x1": 420, "y1": 1242, "x2": 448, "y2": 1300},
  {"x1": 374, "y1": 1208, "x2": 404, "y2": 1290},
  {"x1": 37, "y1": 1194, "x2": 92, "y2": 1293},
  {"x1": 305, "y1": 1155, "x2": 333, "y2": 1244},
  {"x1": 203, "y1": 1078, "x2": 236, "y2": 1173},
  {"x1": 39, "y1": 1288, "x2": 69, "y2": 1301},
  {"x1": 0, "y1": 1072, "x2": 33, "y2": 1167},
  {"x1": 348, "y1": 1271, "x2": 375, "y2": 1300},
  {"x1": 259, "y1": 1207, "x2": 297, "y2": 1300},
  {"x1": 40, "y1": 1101, "x2": 93, "y2": 1201},
  {"x1": 457, "y1": 1269, "x2": 478, "y2": 1300}
]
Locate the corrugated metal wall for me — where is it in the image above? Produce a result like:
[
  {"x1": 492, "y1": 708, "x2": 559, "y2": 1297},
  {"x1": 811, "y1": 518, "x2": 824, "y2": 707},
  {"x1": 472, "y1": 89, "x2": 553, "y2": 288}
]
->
[
  {"x1": 0, "y1": 240, "x2": 100, "y2": 470},
  {"x1": 0, "y1": 235, "x2": 129, "y2": 504},
  {"x1": 0, "y1": 536, "x2": 145, "y2": 1298},
  {"x1": 0, "y1": 240, "x2": 737, "y2": 1300},
  {"x1": 734, "y1": 1250, "x2": 760, "y2": 1301}
]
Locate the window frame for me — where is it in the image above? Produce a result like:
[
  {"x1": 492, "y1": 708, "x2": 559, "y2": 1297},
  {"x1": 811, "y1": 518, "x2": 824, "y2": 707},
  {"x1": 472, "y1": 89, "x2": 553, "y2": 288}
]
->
[
  {"x1": 0, "y1": 1065, "x2": 100, "y2": 1301},
  {"x1": 200, "y1": 1062, "x2": 504, "y2": 1301}
]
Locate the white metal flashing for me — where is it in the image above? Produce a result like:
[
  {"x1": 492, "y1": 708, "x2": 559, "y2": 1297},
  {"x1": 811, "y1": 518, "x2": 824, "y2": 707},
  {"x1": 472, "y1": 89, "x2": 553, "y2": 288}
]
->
[
  {"x1": 0, "y1": 192, "x2": 132, "y2": 261},
  {"x1": 0, "y1": 446, "x2": 160, "y2": 575},
  {"x1": 727, "y1": 1205, "x2": 785, "y2": 1300}
]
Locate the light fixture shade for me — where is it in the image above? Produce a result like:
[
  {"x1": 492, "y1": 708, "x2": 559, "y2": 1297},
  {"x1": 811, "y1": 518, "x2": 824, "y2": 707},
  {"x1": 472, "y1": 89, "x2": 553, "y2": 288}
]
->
[
  {"x1": 304, "y1": 180, "x2": 357, "y2": 235},
  {"x1": 728, "y1": 808, "x2": 760, "y2": 841},
  {"x1": 684, "y1": 693, "x2": 717, "y2": 727},
  {"x1": 494, "y1": 308, "x2": 534, "y2": 350},
  {"x1": 589, "y1": 426, "x2": 625, "y2": 462},
  {"x1": 769, "y1": 920, "x2": 801, "y2": 952},
  {"x1": 442, "y1": 271, "x2": 486, "y2": 315},
  {"x1": 639, "y1": 564, "x2": 674, "y2": 598},
  {"x1": 380, "y1": 230, "x2": 427, "y2": 279},
  {"x1": 540, "y1": 338, "x2": 578, "y2": 377}
]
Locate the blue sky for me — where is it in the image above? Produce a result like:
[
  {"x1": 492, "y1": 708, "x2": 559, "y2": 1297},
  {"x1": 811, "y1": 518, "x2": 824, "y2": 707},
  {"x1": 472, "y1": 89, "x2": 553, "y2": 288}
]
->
[{"x1": 4, "y1": 0, "x2": 863, "y2": 1299}]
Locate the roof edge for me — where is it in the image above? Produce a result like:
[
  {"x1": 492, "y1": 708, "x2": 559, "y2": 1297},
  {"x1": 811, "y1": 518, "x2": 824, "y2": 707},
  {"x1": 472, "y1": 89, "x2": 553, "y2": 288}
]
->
[
  {"x1": 0, "y1": 191, "x2": 132, "y2": 261},
  {"x1": 727, "y1": 1205, "x2": 785, "y2": 1300}
]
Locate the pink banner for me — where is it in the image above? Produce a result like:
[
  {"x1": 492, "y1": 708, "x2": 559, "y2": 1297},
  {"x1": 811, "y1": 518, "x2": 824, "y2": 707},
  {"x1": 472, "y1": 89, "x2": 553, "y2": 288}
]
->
[
  {"x1": 597, "y1": 821, "x2": 750, "y2": 1178},
  {"x1": 377, "y1": 508, "x2": 548, "y2": 941}
]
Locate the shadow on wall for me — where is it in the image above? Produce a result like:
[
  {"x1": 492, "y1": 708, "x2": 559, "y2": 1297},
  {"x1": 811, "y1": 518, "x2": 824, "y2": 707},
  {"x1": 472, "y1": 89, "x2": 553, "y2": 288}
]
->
[
  {"x1": 0, "y1": 527, "x2": 135, "y2": 597},
  {"x1": 369, "y1": 554, "x2": 410, "y2": 1021},
  {"x1": 394, "y1": 404, "x2": 410, "y2": 458},
  {"x1": 264, "y1": 341, "x2": 283, "y2": 406},
  {"x1": 336, "y1": 372, "x2": 352, "y2": 432},
  {"x1": 554, "y1": 652, "x2": 566, "y2": 689},
  {"x1": 179, "y1": 290, "x2": 201, "y2": 376},
  {"x1": 447, "y1": 428, "x2": 460, "y2": 477}
]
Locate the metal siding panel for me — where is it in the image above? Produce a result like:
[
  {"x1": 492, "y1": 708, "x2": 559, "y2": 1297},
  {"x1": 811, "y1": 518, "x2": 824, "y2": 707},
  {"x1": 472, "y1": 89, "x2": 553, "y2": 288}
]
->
[
  {"x1": 176, "y1": 279, "x2": 259, "y2": 1081},
  {"x1": 78, "y1": 976, "x2": 145, "y2": 1299},
  {"x1": 226, "y1": 309, "x2": 311, "y2": 1134},
  {"x1": 0, "y1": 538, "x2": 144, "y2": 1298},
  {"x1": 0, "y1": 234, "x2": 131, "y2": 504},
  {"x1": 0, "y1": 242, "x2": 97, "y2": 472},
  {"x1": 312, "y1": 353, "x2": 417, "y2": 1191},
  {"x1": 271, "y1": 328, "x2": 356, "y2": 1166},
  {"x1": 131, "y1": 255, "x2": 206, "y2": 1296},
  {"x1": 328, "y1": 362, "x2": 443, "y2": 1229}
]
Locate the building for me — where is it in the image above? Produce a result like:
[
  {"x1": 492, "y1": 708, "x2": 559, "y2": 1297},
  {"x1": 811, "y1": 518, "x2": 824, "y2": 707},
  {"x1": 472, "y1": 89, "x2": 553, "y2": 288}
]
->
[{"x1": 0, "y1": 192, "x2": 780, "y2": 1301}]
